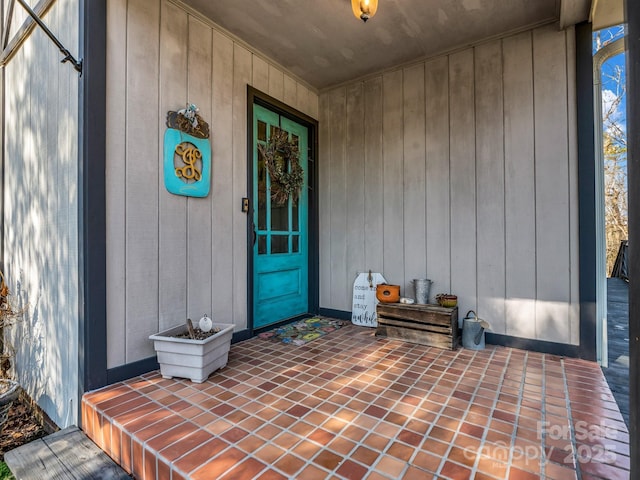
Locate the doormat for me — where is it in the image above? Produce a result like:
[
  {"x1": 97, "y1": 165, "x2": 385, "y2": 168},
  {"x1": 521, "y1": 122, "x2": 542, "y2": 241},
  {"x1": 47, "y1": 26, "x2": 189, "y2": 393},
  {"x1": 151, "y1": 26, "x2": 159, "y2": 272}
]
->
[{"x1": 258, "y1": 317, "x2": 346, "y2": 346}]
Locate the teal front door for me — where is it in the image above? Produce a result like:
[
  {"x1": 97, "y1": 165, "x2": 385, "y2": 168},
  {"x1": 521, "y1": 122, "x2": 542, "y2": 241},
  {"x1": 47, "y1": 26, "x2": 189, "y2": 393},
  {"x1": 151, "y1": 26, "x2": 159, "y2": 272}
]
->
[{"x1": 253, "y1": 104, "x2": 309, "y2": 329}]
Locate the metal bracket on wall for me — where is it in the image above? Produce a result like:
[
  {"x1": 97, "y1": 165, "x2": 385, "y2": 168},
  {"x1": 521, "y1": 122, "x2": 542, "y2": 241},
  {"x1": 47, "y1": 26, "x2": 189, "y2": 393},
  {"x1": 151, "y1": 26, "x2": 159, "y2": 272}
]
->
[
  {"x1": 0, "y1": 0, "x2": 82, "y2": 75},
  {"x1": 16, "y1": 0, "x2": 82, "y2": 74}
]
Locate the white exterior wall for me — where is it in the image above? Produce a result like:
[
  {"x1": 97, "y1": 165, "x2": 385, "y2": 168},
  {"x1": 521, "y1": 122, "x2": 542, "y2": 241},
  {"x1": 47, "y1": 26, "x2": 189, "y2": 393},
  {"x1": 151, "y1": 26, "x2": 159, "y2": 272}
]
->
[
  {"x1": 105, "y1": 0, "x2": 319, "y2": 368},
  {"x1": 319, "y1": 25, "x2": 581, "y2": 346},
  {"x1": 2, "y1": 0, "x2": 80, "y2": 427}
]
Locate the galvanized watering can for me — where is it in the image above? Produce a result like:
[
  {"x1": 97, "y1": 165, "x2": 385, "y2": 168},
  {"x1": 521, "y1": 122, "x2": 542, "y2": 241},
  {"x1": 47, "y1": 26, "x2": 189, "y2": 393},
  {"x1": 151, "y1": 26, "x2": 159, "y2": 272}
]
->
[{"x1": 462, "y1": 310, "x2": 491, "y2": 350}]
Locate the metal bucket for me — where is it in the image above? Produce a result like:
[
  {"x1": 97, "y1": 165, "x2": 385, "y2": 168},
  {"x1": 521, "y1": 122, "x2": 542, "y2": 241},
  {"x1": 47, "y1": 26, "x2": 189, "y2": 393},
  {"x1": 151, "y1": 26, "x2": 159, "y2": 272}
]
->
[{"x1": 413, "y1": 279, "x2": 432, "y2": 304}]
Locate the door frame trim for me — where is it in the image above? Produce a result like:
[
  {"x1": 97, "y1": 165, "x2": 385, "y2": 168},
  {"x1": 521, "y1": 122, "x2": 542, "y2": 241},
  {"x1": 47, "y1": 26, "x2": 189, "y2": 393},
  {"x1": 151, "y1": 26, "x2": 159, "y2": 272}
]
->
[{"x1": 246, "y1": 86, "x2": 319, "y2": 334}]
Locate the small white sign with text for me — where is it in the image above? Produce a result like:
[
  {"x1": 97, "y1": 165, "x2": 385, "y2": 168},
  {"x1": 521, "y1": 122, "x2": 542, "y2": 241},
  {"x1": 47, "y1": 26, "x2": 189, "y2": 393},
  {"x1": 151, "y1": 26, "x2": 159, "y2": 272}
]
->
[{"x1": 351, "y1": 272, "x2": 386, "y2": 327}]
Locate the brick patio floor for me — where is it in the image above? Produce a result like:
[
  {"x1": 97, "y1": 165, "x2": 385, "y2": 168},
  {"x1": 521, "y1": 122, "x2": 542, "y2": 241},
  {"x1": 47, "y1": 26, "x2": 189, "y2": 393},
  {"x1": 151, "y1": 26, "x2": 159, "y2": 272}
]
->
[{"x1": 82, "y1": 323, "x2": 630, "y2": 480}]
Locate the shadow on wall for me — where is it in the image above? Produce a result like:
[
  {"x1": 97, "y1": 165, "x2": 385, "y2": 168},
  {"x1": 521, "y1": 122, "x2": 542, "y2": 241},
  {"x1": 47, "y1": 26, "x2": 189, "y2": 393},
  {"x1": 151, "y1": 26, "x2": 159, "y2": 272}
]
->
[{"x1": 3, "y1": 0, "x2": 80, "y2": 429}]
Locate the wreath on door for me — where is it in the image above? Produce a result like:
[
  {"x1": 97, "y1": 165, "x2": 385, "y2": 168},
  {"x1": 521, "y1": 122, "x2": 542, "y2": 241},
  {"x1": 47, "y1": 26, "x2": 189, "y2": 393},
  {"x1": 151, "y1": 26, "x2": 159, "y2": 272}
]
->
[{"x1": 258, "y1": 129, "x2": 304, "y2": 205}]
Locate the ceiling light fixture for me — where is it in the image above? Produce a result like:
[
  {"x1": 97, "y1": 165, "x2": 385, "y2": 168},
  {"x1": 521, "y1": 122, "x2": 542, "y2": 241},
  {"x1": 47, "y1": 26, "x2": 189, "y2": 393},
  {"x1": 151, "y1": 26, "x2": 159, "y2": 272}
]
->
[{"x1": 352, "y1": 0, "x2": 378, "y2": 22}]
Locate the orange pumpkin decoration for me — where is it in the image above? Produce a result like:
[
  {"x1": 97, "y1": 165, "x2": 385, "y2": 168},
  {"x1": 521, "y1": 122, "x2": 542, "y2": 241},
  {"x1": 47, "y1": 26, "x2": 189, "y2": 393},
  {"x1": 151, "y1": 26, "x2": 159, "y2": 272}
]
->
[{"x1": 376, "y1": 284, "x2": 401, "y2": 303}]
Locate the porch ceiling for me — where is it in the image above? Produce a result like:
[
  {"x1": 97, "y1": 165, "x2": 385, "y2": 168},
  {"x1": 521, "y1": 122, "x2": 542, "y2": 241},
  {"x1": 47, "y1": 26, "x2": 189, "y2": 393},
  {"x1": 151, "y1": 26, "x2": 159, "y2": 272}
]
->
[{"x1": 181, "y1": 0, "x2": 591, "y2": 90}]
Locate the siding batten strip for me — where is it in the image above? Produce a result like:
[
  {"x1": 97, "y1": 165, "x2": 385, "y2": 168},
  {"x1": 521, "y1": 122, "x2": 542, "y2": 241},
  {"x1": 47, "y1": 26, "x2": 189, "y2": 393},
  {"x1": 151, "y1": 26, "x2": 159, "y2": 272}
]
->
[
  {"x1": 475, "y1": 40, "x2": 506, "y2": 334},
  {"x1": 345, "y1": 83, "x2": 365, "y2": 288},
  {"x1": 402, "y1": 64, "x2": 426, "y2": 297},
  {"x1": 158, "y1": 0, "x2": 187, "y2": 334},
  {"x1": 449, "y1": 49, "x2": 477, "y2": 318},
  {"x1": 124, "y1": 0, "x2": 161, "y2": 363},
  {"x1": 252, "y1": 55, "x2": 269, "y2": 92},
  {"x1": 211, "y1": 30, "x2": 234, "y2": 325},
  {"x1": 318, "y1": 94, "x2": 331, "y2": 308},
  {"x1": 533, "y1": 25, "x2": 571, "y2": 344},
  {"x1": 232, "y1": 44, "x2": 251, "y2": 331},
  {"x1": 382, "y1": 70, "x2": 404, "y2": 289},
  {"x1": 328, "y1": 88, "x2": 348, "y2": 310},
  {"x1": 425, "y1": 56, "x2": 451, "y2": 295},
  {"x1": 363, "y1": 77, "x2": 384, "y2": 274},
  {"x1": 503, "y1": 31, "x2": 536, "y2": 340},
  {"x1": 186, "y1": 16, "x2": 213, "y2": 320},
  {"x1": 106, "y1": 0, "x2": 127, "y2": 368},
  {"x1": 268, "y1": 64, "x2": 284, "y2": 101}
]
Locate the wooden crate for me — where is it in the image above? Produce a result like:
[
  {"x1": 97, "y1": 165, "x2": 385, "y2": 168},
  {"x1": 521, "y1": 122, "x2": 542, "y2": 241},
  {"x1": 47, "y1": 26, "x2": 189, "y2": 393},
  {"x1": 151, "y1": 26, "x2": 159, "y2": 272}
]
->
[{"x1": 376, "y1": 303, "x2": 459, "y2": 350}]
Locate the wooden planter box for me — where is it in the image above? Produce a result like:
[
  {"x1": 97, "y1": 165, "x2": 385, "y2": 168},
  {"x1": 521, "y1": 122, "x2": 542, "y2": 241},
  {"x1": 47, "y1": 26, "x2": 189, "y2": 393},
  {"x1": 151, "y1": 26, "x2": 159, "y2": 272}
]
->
[{"x1": 376, "y1": 303, "x2": 459, "y2": 350}]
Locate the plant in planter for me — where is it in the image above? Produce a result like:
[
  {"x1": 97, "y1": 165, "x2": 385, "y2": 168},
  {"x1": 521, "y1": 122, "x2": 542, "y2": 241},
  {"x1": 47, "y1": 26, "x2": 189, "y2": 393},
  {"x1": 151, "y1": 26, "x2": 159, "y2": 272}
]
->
[
  {"x1": 149, "y1": 315, "x2": 234, "y2": 383},
  {"x1": 0, "y1": 269, "x2": 26, "y2": 433}
]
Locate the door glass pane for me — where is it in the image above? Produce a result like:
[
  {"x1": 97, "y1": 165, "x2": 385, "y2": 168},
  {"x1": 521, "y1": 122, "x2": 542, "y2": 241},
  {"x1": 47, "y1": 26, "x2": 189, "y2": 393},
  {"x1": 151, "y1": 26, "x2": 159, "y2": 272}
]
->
[
  {"x1": 292, "y1": 235, "x2": 299, "y2": 253},
  {"x1": 268, "y1": 129, "x2": 287, "y2": 214},
  {"x1": 258, "y1": 235, "x2": 267, "y2": 254},
  {"x1": 292, "y1": 203, "x2": 299, "y2": 231},
  {"x1": 271, "y1": 235, "x2": 288, "y2": 254},
  {"x1": 257, "y1": 121, "x2": 267, "y2": 141},
  {"x1": 258, "y1": 149, "x2": 267, "y2": 230},
  {"x1": 271, "y1": 199, "x2": 288, "y2": 231}
]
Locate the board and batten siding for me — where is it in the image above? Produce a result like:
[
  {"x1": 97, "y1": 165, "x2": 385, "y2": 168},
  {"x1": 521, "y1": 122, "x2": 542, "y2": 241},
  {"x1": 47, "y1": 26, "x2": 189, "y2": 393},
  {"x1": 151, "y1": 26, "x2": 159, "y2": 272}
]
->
[
  {"x1": 319, "y1": 24, "x2": 580, "y2": 345},
  {"x1": 106, "y1": 0, "x2": 319, "y2": 368},
  {"x1": 3, "y1": 0, "x2": 80, "y2": 427}
]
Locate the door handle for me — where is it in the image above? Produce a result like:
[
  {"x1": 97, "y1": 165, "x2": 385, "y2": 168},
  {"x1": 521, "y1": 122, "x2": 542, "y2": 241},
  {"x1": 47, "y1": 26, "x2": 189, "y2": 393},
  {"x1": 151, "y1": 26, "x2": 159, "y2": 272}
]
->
[
  {"x1": 249, "y1": 207, "x2": 257, "y2": 246},
  {"x1": 250, "y1": 219, "x2": 257, "y2": 246}
]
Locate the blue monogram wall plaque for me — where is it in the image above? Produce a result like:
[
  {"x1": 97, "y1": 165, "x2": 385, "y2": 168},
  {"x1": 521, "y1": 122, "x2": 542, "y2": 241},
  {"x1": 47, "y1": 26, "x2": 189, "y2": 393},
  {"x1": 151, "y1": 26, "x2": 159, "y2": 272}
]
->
[
  {"x1": 164, "y1": 104, "x2": 211, "y2": 198},
  {"x1": 164, "y1": 128, "x2": 211, "y2": 197}
]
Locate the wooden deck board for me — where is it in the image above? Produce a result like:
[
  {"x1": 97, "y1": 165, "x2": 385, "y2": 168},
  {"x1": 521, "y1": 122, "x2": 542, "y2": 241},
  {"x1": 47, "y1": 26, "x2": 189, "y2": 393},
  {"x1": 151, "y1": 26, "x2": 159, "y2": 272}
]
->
[{"x1": 4, "y1": 426, "x2": 130, "y2": 480}]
